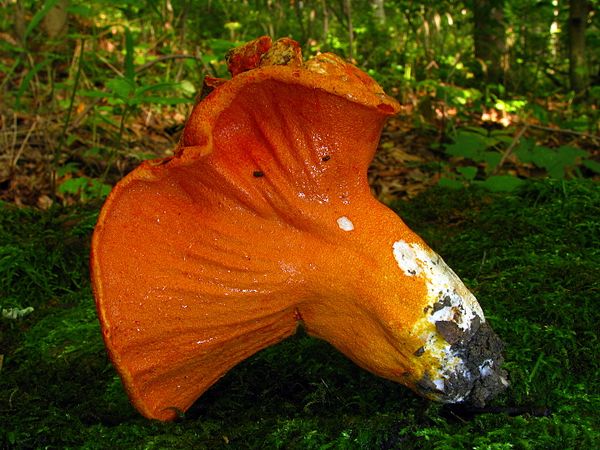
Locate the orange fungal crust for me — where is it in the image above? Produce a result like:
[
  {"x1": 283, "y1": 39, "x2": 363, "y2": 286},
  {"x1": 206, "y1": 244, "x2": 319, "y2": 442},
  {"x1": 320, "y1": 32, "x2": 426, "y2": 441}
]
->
[{"x1": 90, "y1": 37, "x2": 500, "y2": 422}]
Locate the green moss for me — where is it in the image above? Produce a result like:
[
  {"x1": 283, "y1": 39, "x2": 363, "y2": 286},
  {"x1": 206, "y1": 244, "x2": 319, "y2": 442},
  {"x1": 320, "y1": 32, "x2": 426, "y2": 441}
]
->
[{"x1": 1, "y1": 180, "x2": 598, "y2": 449}]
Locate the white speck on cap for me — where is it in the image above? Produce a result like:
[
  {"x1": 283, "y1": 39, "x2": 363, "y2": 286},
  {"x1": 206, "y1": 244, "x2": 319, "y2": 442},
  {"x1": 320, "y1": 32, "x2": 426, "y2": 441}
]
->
[{"x1": 337, "y1": 216, "x2": 354, "y2": 231}]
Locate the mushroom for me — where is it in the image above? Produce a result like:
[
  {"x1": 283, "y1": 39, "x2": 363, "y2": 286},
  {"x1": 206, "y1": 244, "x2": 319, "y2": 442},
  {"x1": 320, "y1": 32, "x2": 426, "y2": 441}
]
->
[{"x1": 91, "y1": 37, "x2": 508, "y2": 421}]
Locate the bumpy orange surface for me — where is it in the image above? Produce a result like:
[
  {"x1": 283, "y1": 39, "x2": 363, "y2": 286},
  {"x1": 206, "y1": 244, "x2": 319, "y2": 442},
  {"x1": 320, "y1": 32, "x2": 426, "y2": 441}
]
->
[{"x1": 91, "y1": 37, "x2": 505, "y2": 421}]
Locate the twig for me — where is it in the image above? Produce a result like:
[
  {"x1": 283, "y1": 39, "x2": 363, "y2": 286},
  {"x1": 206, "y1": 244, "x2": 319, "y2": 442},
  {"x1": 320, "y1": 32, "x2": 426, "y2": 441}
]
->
[
  {"x1": 10, "y1": 113, "x2": 18, "y2": 156},
  {"x1": 492, "y1": 124, "x2": 529, "y2": 175},
  {"x1": 442, "y1": 403, "x2": 552, "y2": 420},
  {"x1": 524, "y1": 122, "x2": 599, "y2": 141},
  {"x1": 8, "y1": 387, "x2": 18, "y2": 408},
  {"x1": 475, "y1": 249, "x2": 487, "y2": 280},
  {"x1": 52, "y1": 39, "x2": 84, "y2": 197},
  {"x1": 97, "y1": 54, "x2": 124, "y2": 78},
  {"x1": 11, "y1": 116, "x2": 37, "y2": 169}
]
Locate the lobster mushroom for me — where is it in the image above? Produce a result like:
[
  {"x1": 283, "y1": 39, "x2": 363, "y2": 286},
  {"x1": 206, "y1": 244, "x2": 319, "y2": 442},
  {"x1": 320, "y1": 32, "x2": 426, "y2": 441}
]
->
[{"x1": 91, "y1": 37, "x2": 508, "y2": 421}]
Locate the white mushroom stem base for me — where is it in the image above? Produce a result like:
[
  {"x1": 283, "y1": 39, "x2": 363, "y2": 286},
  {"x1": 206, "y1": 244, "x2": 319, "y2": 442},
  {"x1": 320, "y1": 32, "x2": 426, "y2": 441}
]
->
[{"x1": 393, "y1": 240, "x2": 508, "y2": 405}]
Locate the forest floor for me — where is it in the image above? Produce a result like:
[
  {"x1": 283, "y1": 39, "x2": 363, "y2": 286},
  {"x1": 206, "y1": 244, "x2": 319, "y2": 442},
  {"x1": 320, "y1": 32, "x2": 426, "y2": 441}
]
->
[{"x1": 0, "y1": 177, "x2": 598, "y2": 449}]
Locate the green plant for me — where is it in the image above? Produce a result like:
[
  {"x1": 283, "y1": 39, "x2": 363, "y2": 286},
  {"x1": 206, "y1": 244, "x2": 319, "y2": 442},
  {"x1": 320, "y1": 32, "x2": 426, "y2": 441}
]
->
[
  {"x1": 80, "y1": 27, "x2": 194, "y2": 131},
  {"x1": 438, "y1": 127, "x2": 597, "y2": 192},
  {"x1": 514, "y1": 138, "x2": 597, "y2": 178}
]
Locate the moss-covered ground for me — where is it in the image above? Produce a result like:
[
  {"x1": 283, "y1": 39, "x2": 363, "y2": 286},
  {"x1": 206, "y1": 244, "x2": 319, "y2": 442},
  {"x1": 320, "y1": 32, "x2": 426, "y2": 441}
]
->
[{"x1": 1, "y1": 179, "x2": 598, "y2": 449}]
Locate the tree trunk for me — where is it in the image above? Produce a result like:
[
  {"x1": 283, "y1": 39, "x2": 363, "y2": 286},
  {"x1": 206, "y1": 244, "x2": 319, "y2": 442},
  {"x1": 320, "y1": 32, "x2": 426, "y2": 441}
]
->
[
  {"x1": 322, "y1": 0, "x2": 329, "y2": 42},
  {"x1": 568, "y1": 0, "x2": 589, "y2": 93},
  {"x1": 42, "y1": 0, "x2": 69, "y2": 39},
  {"x1": 372, "y1": 0, "x2": 386, "y2": 24},
  {"x1": 343, "y1": 0, "x2": 354, "y2": 60},
  {"x1": 472, "y1": 0, "x2": 507, "y2": 86},
  {"x1": 15, "y1": 0, "x2": 26, "y2": 42}
]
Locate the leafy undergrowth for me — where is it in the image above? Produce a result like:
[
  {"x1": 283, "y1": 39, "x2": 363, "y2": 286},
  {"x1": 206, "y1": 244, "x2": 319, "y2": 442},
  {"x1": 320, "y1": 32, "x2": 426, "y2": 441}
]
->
[{"x1": 0, "y1": 179, "x2": 598, "y2": 449}]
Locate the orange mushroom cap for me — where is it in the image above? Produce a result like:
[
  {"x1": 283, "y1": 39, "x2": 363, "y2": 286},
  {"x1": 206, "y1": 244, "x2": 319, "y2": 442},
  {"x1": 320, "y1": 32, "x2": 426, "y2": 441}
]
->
[{"x1": 91, "y1": 37, "x2": 507, "y2": 421}]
